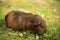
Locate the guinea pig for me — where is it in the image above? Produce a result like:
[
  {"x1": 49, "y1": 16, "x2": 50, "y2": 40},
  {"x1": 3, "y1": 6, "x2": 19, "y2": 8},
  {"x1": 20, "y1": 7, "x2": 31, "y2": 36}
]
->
[{"x1": 5, "y1": 11, "x2": 47, "y2": 34}]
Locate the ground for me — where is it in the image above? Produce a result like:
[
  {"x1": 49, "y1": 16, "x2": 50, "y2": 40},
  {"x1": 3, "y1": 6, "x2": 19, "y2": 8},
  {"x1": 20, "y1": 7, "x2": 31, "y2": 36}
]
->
[{"x1": 0, "y1": 0, "x2": 60, "y2": 40}]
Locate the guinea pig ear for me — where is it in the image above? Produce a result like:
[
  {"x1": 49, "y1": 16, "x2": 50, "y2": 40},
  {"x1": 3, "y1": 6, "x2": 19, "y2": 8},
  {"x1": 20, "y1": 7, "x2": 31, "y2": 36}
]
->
[
  {"x1": 32, "y1": 17, "x2": 38, "y2": 26},
  {"x1": 34, "y1": 22, "x2": 38, "y2": 26},
  {"x1": 33, "y1": 20, "x2": 38, "y2": 26}
]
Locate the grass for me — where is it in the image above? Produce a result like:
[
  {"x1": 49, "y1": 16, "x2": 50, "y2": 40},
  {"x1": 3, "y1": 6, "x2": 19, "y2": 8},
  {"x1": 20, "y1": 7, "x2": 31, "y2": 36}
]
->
[{"x1": 0, "y1": 0, "x2": 60, "y2": 40}]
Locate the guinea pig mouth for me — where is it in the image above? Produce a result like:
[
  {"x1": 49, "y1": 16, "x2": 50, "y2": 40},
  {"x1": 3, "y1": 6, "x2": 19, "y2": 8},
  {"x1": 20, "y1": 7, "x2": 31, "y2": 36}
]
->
[{"x1": 37, "y1": 27, "x2": 46, "y2": 34}]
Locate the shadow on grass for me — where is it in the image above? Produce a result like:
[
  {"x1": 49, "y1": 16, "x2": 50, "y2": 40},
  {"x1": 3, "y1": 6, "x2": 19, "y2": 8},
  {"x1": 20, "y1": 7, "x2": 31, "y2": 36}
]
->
[{"x1": 0, "y1": 18, "x2": 5, "y2": 26}]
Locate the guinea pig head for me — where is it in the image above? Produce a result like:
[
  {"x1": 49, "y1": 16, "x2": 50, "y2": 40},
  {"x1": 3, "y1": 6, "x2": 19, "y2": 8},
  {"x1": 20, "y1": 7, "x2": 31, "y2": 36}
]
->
[{"x1": 32, "y1": 15, "x2": 47, "y2": 34}]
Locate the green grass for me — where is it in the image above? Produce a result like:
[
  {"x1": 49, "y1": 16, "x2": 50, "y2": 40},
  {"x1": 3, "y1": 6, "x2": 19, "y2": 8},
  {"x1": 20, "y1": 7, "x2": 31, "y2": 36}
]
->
[{"x1": 0, "y1": 0, "x2": 60, "y2": 40}]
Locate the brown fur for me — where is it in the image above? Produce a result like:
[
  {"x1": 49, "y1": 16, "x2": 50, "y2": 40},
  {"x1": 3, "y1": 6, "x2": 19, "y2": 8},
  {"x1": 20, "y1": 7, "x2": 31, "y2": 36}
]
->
[{"x1": 5, "y1": 11, "x2": 47, "y2": 34}]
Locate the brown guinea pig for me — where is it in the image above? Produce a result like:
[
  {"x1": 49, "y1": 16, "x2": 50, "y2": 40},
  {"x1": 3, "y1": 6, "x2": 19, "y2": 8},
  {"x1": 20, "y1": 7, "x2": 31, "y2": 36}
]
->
[{"x1": 5, "y1": 11, "x2": 47, "y2": 34}]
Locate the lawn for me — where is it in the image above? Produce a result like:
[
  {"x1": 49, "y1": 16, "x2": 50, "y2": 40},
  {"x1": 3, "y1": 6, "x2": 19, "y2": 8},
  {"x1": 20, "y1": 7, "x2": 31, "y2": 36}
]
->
[{"x1": 0, "y1": 0, "x2": 60, "y2": 40}]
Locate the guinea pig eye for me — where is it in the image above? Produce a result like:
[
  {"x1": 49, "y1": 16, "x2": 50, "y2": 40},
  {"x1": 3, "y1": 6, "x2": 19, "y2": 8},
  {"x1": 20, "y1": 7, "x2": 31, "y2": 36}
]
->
[{"x1": 34, "y1": 24, "x2": 38, "y2": 27}]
